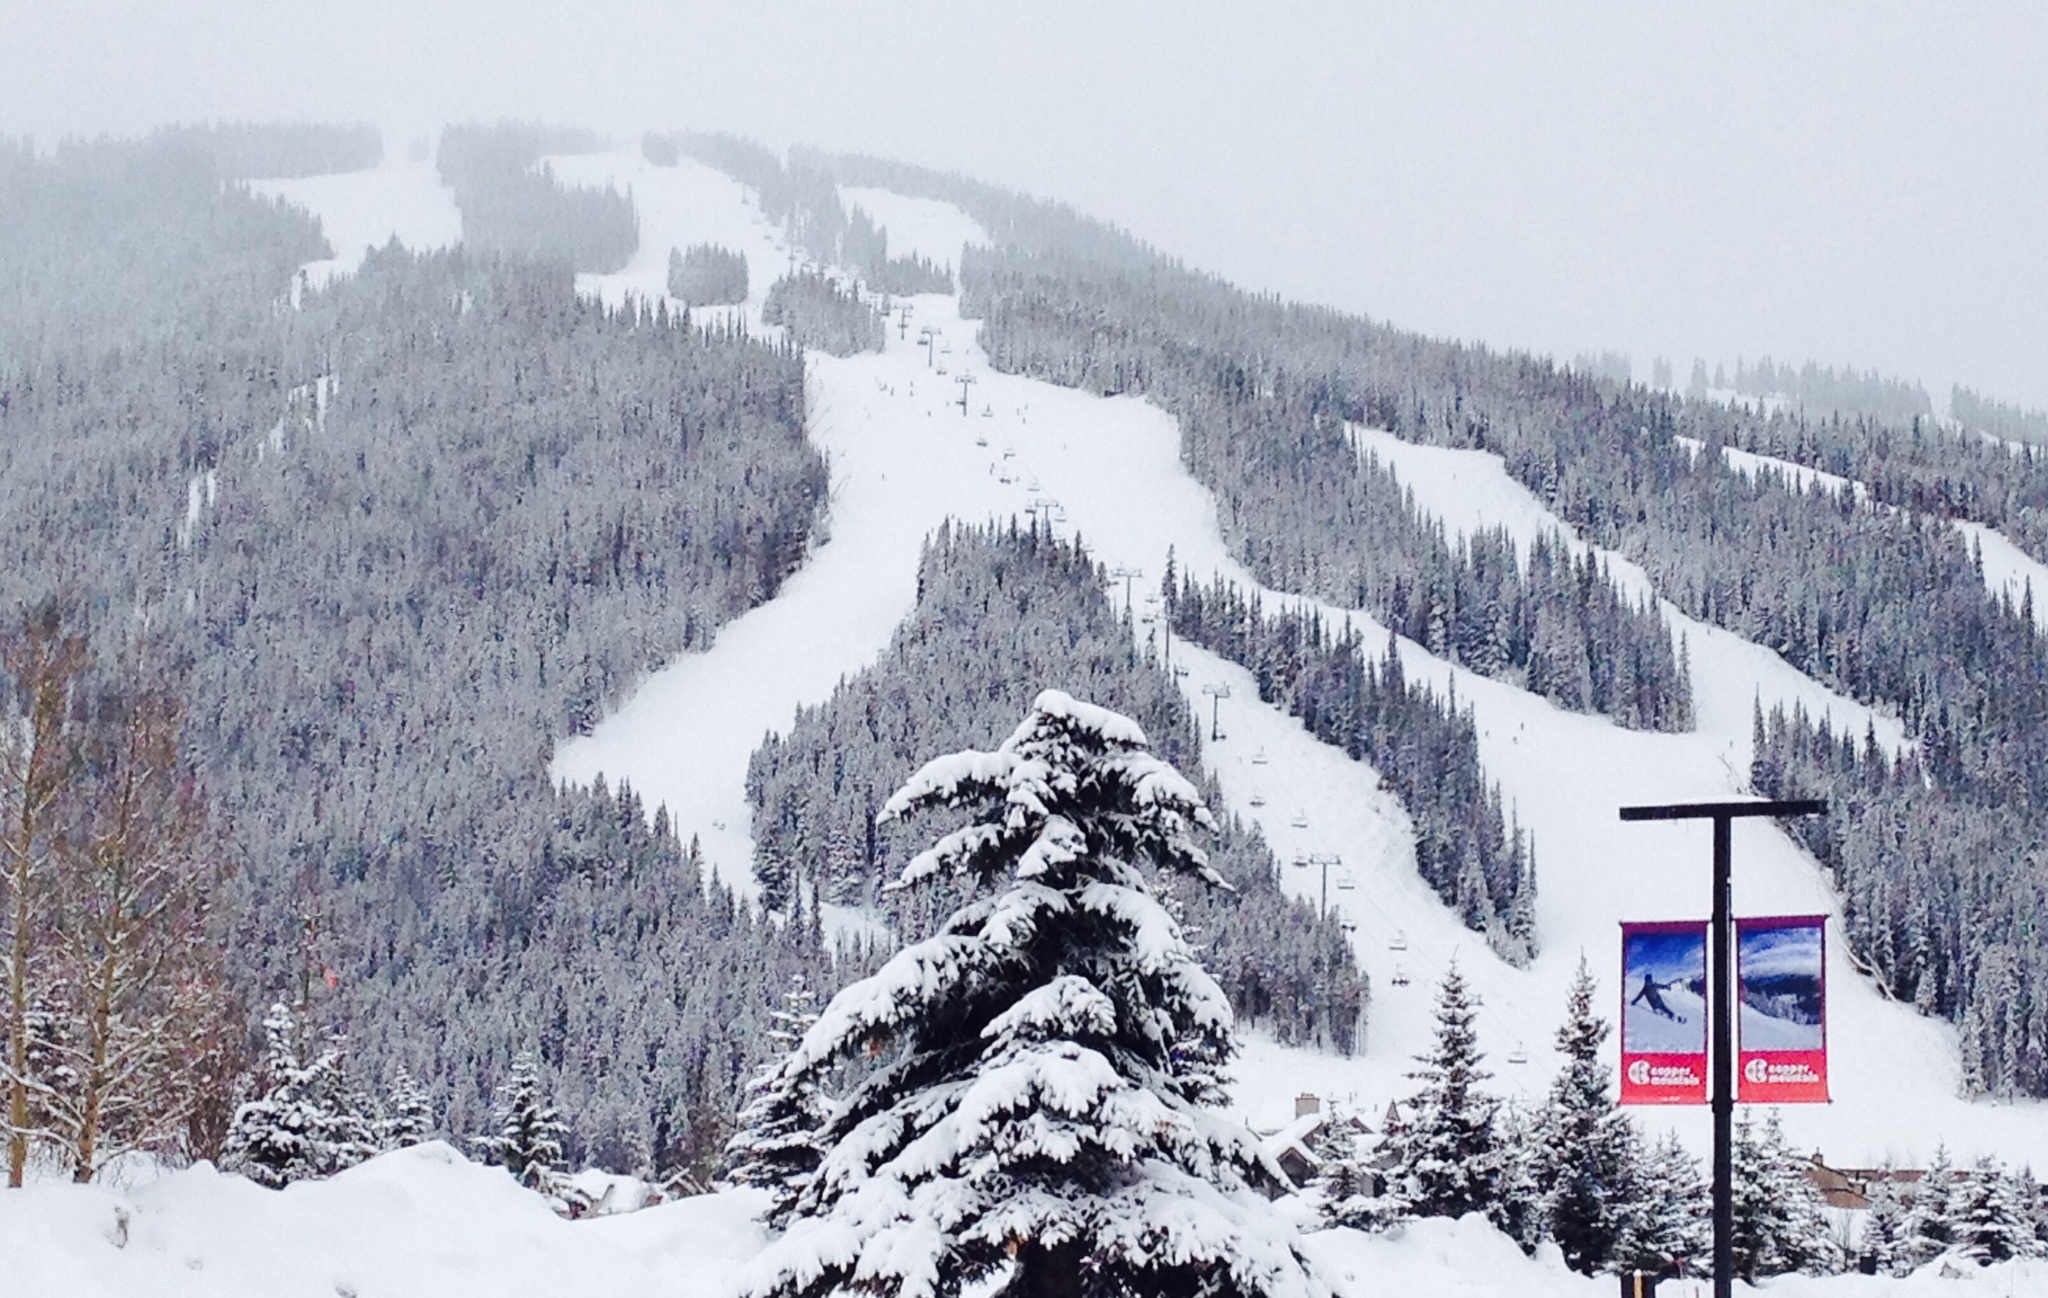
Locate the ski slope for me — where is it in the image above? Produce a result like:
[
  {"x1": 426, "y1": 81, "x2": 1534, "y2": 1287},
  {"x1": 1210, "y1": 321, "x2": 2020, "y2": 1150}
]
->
[
  {"x1": 245, "y1": 157, "x2": 461, "y2": 291},
  {"x1": 466, "y1": 154, "x2": 2043, "y2": 1171}
]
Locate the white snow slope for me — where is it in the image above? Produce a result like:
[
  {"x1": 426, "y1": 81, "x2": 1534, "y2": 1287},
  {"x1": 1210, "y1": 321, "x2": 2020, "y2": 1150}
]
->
[{"x1": 14, "y1": 147, "x2": 2048, "y2": 1296}]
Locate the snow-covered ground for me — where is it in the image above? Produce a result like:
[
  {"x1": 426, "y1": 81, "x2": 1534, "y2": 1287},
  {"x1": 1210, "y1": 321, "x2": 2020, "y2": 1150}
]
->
[
  {"x1": 245, "y1": 157, "x2": 461, "y2": 291},
  {"x1": 75, "y1": 152, "x2": 2045, "y2": 1293},
  {"x1": 5, "y1": 1143, "x2": 2040, "y2": 1298}
]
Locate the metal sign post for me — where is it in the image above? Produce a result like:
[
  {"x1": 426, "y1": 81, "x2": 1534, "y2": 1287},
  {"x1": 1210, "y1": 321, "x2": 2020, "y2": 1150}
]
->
[{"x1": 1618, "y1": 799, "x2": 1825, "y2": 1298}]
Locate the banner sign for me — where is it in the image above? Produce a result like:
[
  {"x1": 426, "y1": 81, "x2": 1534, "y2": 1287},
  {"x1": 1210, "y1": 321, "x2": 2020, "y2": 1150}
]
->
[
  {"x1": 1736, "y1": 915, "x2": 1830, "y2": 1103},
  {"x1": 1620, "y1": 920, "x2": 1709, "y2": 1105}
]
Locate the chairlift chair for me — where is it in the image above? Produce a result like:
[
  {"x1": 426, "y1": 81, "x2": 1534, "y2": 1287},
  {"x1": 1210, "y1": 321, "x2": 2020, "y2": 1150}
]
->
[
  {"x1": 1291, "y1": 853, "x2": 1308, "y2": 869},
  {"x1": 1290, "y1": 810, "x2": 1309, "y2": 829},
  {"x1": 1388, "y1": 930, "x2": 1408, "y2": 952},
  {"x1": 1391, "y1": 967, "x2": 1411, "y2": 987},
  {"x1": 1336, "y1": 871, "x2": 1355, "y2": 891},
  {"x1": 1507, "y1": 1041, "x2": 1529, "y2": 1065},
  {"x1": 1251, "y1": 748, "x2": 1269, "y2": 765},
  {"x1": 975, "y1": 434, "x2": 988, "y2": 447},
  {"x1": 1248, "y1": 793, "x2": 1267, "y2": 808}
]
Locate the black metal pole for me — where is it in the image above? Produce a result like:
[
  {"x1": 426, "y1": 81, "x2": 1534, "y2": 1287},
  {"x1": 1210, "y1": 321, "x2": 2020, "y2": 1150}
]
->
[
  {"x1": 1617, "y1": 798, "x2": 1825, "y2": 1298},
  {"x1": 1711, "y1": 813, "x2": 1734, "y2": 1298}
]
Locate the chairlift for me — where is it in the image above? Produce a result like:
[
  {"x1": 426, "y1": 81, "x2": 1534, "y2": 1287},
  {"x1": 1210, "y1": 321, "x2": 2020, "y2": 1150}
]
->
[
  {"x1": 1507, "y1": 1041, "x2": 1530, "y2": 1066},
  {"x1": 1341, "y1": 921, "x2": 1357, "y2": 935},
  {"x1": 1391, "y1": 967, "x2": 1411, "y2": 987},
  {"x1": 1003, "y1": 447, "x2": 1017, "y2": 459},
  {"x1": 975, "y1": 434, "x2": 988, "y2": 447},
  {"x1": 936, "y1": 366, "x2": 948, "y2": 376},
  {"x1": 1289, "y1": 810, "x2": 1309, "y2": 829},
  {"x1": 982, "y1": 404, "x2": 995, "y2": 417},
  {"x1": 1336, "y1": 871, "x2": 1355, "y2": 891},
  {"x1": 1388, "y1": 930, "x2": 1408, "y2": 952},
  {"x1": 1172, "y1": 663, "x2": 1188, "y2": 678},
  {"x1": 1248, "y1": 792, "x2": 1266, "y2": 808},
  {"x1": 1291, "y1": 853, "x2": 1308, "y2": 869},
  {"x1": 1251, "y1": 748, "x2": 1270, "y2": 765},
  {"x1": 940, "y1": 343, "x2": 953, "y2": 354}
]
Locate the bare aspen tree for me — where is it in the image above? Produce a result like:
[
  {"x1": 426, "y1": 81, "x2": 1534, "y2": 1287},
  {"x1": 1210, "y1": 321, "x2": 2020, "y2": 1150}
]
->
[
  {"x1": 1, "y1": 602, "x2": 86, "y2": 1188},
  {"x1": 42, "y1": 675, "x2": 230, "y2": 1181}
]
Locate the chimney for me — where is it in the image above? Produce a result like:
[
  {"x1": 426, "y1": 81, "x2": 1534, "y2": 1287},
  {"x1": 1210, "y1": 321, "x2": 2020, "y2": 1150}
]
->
[{"x1": 1294, "y1": 1093, "x2": 1320, "y2": 1118}]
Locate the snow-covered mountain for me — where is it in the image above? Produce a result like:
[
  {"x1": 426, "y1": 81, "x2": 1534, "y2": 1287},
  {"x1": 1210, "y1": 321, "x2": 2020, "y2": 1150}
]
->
[{"x1": 7, "y1": 132, "x2": 2047, "y2": 1295}]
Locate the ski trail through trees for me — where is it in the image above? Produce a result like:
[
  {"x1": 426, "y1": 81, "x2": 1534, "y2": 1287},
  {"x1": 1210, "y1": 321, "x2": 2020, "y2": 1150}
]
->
[{"x1": 513, "y1": 153, "x2": 2048, "y2": 1169}]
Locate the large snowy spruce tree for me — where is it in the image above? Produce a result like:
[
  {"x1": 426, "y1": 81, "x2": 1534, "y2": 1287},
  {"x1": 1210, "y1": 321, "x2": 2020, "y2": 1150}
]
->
[
  {"x1": 1530, "y1": 958, "x2": 1636, "y2": 1273},
  {"x1": 1382, "y1": 962, "x2": 1504, "y2": 1223},
  {"x1": 738, "y1": 690, "x2": 1328, "y2": 1298}
]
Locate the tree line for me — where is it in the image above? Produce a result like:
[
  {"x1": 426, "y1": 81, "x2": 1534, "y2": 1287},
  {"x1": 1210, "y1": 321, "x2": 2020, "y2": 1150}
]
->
[
  {"x1": 955, "y1": 244, "x2": 1693, "y2": 733},
  {"x1": 1167, "y1": 573, "x2": 1536, "y2": 965},
  {"x1": 437, "y1": 121, "x2": 638, "y2": 274},
  {"x1": 745, "y1": 520, "x2": 1366, "y2": 1053}
]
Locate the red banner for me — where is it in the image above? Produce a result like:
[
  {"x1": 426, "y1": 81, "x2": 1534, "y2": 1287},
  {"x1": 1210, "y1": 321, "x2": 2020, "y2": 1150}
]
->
[
  {"x1": 1620, "y1": 921, "x2": 1709, "y2": 1105},
  {"x1": 1736, "y1": 915, "x2": 1830, "y2": 1103}
]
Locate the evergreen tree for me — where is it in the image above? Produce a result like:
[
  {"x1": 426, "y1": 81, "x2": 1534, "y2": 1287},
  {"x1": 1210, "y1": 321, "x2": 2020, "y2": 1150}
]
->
[
  {"x1": 222, "y1": 1002, "x2": 321, "y2": 1188},
  {"x1": 1729, "y1": 1110, "x2": 1838, "y2": 1279},
  {"x1": 724, "y1": 973, "x2": 833, "y2": 1228},
  {"x1": 1384, "y1": 962, "x2": 1504, "y2": 1222},
  {"x1": 1900, "y1": 1143, "x2": 1958, "y2": 1270},
  {"x1": 1613, "y1": 1130, "x2": 1709, "y2": 1277},
  {"x1": 738, "y1": 691, "x2": 1330, "y2": 1298},
  {"x1": 486, "y1": 1052, "x2": 570, "y2": 1194},
  {"x1": 1858, "y1": 1165, "x2": 1908, "y2": 1276},
  {"x1": 1492, "y1": 1104, "x2": 1547, "y2": 1252},
  {"x1": 1530, "y1": 958, "x2": 1636, "y2": 1272},
  {"x1": 376, "y1": 1066, "x2": 433, "y2": 1150},
  {"x1": 1950, "y1": 1155, "x2": 2043, "y2": 1264}
]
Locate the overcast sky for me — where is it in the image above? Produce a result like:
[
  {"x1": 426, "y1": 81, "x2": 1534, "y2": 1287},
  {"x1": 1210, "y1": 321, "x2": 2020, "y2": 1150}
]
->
[{"x1": 6, "y1": 1, "x2": 2043, "y2": 409}]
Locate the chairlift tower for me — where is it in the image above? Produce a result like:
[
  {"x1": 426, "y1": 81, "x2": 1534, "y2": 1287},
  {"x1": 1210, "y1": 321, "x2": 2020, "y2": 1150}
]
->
[
  {"x1": 1200, "y1": 682, "x2": 1231, "y2": 742},
  {"x1": 1107, "y1": 566, "x2": 1142, "y2": 621},
  {"x1": 1307, "y1": 852, "x2": 1341, "y2": 922},
  {"x1": 919, "y1": 326, "x2": 939, "y2": 368},
  {"x1": 956, "y1": 372, "x2": 977, "y2": 416}
]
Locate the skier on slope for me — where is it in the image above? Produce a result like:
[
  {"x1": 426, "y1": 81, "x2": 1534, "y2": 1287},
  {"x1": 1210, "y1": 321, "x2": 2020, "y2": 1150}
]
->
[{"x1": 1632, "y1": 972, "x2": 1687, "y2": 1024}]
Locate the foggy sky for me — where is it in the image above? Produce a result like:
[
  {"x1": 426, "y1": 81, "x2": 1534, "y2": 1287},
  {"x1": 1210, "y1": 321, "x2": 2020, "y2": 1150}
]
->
[{"x1": 6, "y1": 1, "x2": 2043, "y2": 410}]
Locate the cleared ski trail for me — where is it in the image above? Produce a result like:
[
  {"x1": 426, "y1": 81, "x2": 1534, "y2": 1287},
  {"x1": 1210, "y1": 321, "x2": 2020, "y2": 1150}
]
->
[{"x1": 260, "y1": 151, "x2": 2048, "y2": 1170}]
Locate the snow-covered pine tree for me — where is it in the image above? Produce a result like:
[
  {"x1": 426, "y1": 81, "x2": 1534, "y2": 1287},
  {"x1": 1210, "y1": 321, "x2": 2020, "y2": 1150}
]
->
[
  {"x1": 737, "y1": 690, "x2": 1330, "y2": 1298},
  {"x1": 724, "y1": 973, "x2": 833, "y2": 1228},
  {"x1": 1950, "y1": 1155, "x2": 2043, "y2": 1264},
  {"x1": 376, "y1": 1065, "x2": 432, "y2": 1150},
  {"x1": 1859, "y1": 1166, "x2": 1908, "y2": 1276},
  {"x1": 1493, "y1": 1103, "x2": 1547, "y2": 1252},
  {"x1": 1729, "y1": 1109, "x2": 1838, "y2": 1279},
  {"x1": 1900, "y1": 1143, "x2": 1958, "y2": 1270},
  {"x1": 1309, "y1": 1111, "x2": 1401, "y2": 1234},
  {"x1": 485, "y1": 1050, "x2": 579, "y2": 1213},
  {"x1": 223, "y1": 1002, "x2": 320, "y2": 1188},
  {"x1": 301, "y1": 1041, "x2": 379, "y2": 1175},
  {"x1": 1384, "y1": 961, "x2": 1504, "y2": 1222},
  {"x1": 1530, "y1": 957, "x2": 1636, "y2": 1273},
  {"x1": 1613, "y1": 1129, "x2": 1709, "y2": 1276}
]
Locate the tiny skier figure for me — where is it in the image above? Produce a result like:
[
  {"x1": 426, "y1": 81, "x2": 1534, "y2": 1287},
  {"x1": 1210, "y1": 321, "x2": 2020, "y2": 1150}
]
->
[{"x1": 1632, "y1": 972, "x2": 1687, "y2": 1023}]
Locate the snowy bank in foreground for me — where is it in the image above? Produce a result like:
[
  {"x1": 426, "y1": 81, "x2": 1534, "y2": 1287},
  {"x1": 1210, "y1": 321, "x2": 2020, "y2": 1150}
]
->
[
  {"x1": 0, "y1": 1142, "x2": 767, "y2": 1298},
  {"x1": 5, "y1": 1145, "x2": 2043, "y2": 1296}
]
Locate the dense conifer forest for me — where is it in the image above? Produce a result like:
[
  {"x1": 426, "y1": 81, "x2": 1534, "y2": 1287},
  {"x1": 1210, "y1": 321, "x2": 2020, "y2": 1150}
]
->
[
  {"x1": 746, "y1": 521, "x2": 1366, "y2": 1052},
  {"x1": 0, "y1": 131, "x2": 835, "y2": 1175},
  {"x1": 436, "y1": 122, "x2": 639, "y2": 273}
]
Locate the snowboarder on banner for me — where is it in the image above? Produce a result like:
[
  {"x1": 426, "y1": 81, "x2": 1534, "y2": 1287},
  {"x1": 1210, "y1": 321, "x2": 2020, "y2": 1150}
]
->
[{"x1": 1631, "y1": 972, "x2": 1687, "y2": 1024}]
